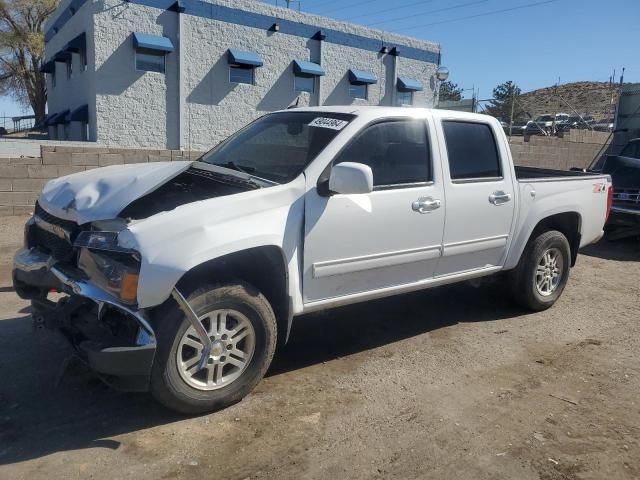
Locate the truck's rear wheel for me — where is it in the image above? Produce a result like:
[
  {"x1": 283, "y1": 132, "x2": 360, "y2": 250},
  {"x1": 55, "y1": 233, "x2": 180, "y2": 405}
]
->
[
  {"x1": 510, "y1": 230, "x2": 571, "y2": 311},
  {"x1": 150, "y1": 282, "x2": 276, "y2": 414}
]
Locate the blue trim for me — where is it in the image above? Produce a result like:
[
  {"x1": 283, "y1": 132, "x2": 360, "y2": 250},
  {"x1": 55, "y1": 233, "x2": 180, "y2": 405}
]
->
[
  {"x1": 133, "y1": 32, "x2": 174, "y2": 52},
  {"x1": 293, "y1": 59, "x2": 325, "y2": 77},
  {"x1": 227, "y1": 49, "x2": 263, "y2": 67},
  {"x1": 397, "y1": 77, "x2": 423, "y2": 92},
  {"x1": 45, "y1": 0, "x2": 438, "y2": 64},
  {"x1": 348, "y1": 69, "x2": 377, "y2": 85}
]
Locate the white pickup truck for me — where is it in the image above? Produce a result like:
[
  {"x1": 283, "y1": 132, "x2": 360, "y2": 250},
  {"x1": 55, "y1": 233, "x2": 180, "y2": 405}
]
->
[{"x1": 13, "y1": 107, "x2": 612, "y2": 413}]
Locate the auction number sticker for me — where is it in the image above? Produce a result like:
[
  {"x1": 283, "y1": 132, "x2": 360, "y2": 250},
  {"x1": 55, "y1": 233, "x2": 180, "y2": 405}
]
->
[{"x1": 309, "y1": 117, "x2": 349, "y2": 130}]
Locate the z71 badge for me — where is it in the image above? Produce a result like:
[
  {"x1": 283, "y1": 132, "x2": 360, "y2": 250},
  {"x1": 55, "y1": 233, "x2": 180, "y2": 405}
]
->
[{"x1": 592, "y1": 183, "x2": 607, "y2": 193}]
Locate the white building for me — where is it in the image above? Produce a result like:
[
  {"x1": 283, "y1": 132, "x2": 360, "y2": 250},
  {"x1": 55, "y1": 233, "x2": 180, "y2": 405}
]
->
[{"x1": 42, "y1": 0, "x2": 441, "y2": 150}]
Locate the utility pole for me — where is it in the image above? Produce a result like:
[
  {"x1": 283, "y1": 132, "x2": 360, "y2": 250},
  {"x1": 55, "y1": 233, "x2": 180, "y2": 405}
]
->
[{"x1": 508, "y1": 86, "x2": 515, "y2": 137}]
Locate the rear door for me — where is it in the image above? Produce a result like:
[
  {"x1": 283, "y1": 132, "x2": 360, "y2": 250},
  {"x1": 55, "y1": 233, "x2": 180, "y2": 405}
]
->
[{"x1": 435, "y1": 119, "x2": 517, "y2": 276}]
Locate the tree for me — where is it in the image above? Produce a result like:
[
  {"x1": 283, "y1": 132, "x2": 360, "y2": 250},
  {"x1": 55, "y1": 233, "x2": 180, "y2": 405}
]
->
[
  {"x1": 0, "y1": 0, "x2": 58, "y2": 124},
  {"x1": 438, "y1": 81, "x2": 463, "y2": 102},
  {"x1": 485, "y1": 80, "x2": 525, "y2": 122}
]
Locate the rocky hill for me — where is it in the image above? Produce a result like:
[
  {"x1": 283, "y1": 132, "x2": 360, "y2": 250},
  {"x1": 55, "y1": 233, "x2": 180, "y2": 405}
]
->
[{"x1": 516, "y1": 81, "x2": 618, "y2": 120}]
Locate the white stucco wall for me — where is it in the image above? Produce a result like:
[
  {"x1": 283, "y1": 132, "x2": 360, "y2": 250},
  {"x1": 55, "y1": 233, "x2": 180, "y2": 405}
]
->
[
  {"x1": 93, "y1": 1, "x2": 179, "y2": 149},
  {"x1": 46, "y1": 0, "x2": 440, "y2": 149}
]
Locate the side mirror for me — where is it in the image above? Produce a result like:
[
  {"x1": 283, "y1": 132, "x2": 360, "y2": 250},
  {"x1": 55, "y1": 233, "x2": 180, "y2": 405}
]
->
[{"x1": 328, "y1": 162, "x2": 373, "y2": 195}]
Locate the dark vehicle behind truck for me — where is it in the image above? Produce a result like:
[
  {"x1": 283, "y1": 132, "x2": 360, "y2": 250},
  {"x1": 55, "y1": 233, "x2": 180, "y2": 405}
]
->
[{"x1": 593, "y1": 138, "x2": 640, "y2": 238}]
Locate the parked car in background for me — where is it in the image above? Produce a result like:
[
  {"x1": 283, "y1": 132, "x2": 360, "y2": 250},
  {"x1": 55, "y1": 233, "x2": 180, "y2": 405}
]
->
[
  {"x1": 593, "y1": 118, "x2": 615, "y2": 132},
  {"x1": 501, "y1": 121, "x2": 528, "y2": 136},
  {"x1": 567, "y1": 115, "x2": 595, "y2": 129},
  {"x1": 597, "y1": 138, "x2": 640, "y2": 239},
  {"x1": 13, "y1": 107, "x2": 612, "y2": 414},
  {"x1": 525, "y1": 113, "x2": 570, "y2": 136}
]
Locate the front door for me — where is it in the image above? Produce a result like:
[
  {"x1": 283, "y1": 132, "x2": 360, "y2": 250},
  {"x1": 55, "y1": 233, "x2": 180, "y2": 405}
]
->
[{"x1": 303, "y1": 118, "x2": 446, "y2": 303}]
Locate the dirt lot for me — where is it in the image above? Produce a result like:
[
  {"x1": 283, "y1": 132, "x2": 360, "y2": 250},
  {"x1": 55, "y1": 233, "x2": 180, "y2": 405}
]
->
[{"x1": 0, "y1": 214, "x2": 638, "y2": 480}]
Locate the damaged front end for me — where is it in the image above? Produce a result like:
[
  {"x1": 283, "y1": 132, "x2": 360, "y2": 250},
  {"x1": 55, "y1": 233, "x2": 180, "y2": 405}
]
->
[{"x1": 13, "y1": 203, "x2": 155, "y2": 391}]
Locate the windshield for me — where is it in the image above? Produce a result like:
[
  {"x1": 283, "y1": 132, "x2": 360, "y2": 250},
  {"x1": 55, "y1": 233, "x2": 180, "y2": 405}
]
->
[{"x1": 199, "y1": 111, "x2": 355, "y2": 183}]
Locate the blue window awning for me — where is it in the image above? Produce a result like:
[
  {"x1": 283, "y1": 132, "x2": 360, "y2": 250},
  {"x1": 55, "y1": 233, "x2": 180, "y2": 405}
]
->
[
  {"x1": 227, "y1": 49, "x2": 263, "y2": 67},
  {"x1": 132, "y1": 32, "x2": 174, "y2": 53},
  {"x1": 35, "y1": 113, "x2": 53, "y2": 129},
  {"x1": 348, "y1": 69, "x2": 377, "y2": 85},
  {"x1": 40, "y1": 60, "x2": 55, "y2": 73},
  {"x1": 293, "y1": 59, "x2": 325, "y2": 77},
  {"x1": 54, "y1": 51, "x2": 72, "y2": 63},
  {"x1": 64, "y1": 32, "x2": 86, "y2": 53},
  {"x1": 397, "y1": 77, "x2": 423, "y2": 92},
  {"x1": 47, "y1": 110, "x2": 70, "y2": 126},
  {"x1": 70, "y1": 104, "x2": 89, "y2": 122}
]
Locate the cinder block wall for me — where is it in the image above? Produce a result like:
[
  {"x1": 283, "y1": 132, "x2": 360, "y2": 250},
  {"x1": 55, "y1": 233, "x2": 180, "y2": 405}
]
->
[
  {"x1": 0, "y1": 129, "x2": 615, "y2": 217},
  {"x1": 0, "y1": 145, "x2": 201, "y2": 216},
  {"x1": 509, "y1": 130, "x2": 612, "y2": 170}
]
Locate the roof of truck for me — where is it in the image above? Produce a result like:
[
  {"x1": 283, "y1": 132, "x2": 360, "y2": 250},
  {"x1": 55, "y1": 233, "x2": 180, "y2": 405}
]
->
[{"x1": 276, "y1": 105, "x2": 496, "y2": 123}]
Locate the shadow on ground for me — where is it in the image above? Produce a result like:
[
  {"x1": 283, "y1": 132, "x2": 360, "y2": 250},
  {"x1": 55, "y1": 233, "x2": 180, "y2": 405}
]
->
[
  {"x1": 0, "y1": 278, "x2": 526, "y2": 466},
  {"x1": 580, "y1": 236, "x2": 640, "y2": 262}
]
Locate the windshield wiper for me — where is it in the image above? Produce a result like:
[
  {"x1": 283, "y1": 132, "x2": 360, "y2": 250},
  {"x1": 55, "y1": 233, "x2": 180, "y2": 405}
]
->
[{"x1": 218, "y1": 161, "x2": 255, "y2": 174}]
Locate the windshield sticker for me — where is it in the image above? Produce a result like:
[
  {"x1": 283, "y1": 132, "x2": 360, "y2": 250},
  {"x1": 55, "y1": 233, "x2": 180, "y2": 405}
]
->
[{"x1": 308, "y1": 117, "x2": 349, "y2": 130}]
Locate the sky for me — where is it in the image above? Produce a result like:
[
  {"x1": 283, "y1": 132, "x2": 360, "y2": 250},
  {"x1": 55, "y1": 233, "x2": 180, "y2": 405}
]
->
[{"x1": 1, "y1": 0, "x2": 638, "y2": 117}]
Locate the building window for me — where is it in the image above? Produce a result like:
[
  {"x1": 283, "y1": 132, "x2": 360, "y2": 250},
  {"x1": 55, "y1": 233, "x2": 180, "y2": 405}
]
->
[
  {"x1": 229, "y1": 65, "x2": 254, "y2": 85},
  {"x1": 63, "y1": 123, "x2": 70, "y2": 140},
  {"x1": 136, "y1": 48, "x2": 165, "y2": 73},
  {"x1": 82, "y1": 121, "x2": 89, "y2": 141},
  {"x1": 294, "y1": 75, "x2": 315, "y2": 93},
  {"x1": 349, "y1": 83, "x2": 367, "y2": 99},
  {"x1": 51, "y1": 72, "x2": 56, "y2": 87},
  {"x1": 397, "y1": 91, "x2": 413, "y2": 106},
  {"x1": 66, "y1": 60, "x2": 72, "y2": 79}
]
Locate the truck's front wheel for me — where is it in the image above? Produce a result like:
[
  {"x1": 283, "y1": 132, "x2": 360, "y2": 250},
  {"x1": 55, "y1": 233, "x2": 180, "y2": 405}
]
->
[
  {"x1": 150, "y1": 282, "x2": 277, "y2": 414},
  {"x1": 510, "y1": 230, "x2": 571, "y2": 311}
]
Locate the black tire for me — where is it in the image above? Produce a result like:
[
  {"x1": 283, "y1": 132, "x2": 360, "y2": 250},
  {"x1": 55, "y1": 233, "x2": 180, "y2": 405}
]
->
[
  {"x1": 509, "y1": 230, "x2": 571, "y2": 311},
  {"x1": 150, "y1": 282, "x2": 277, "y2": 414}
]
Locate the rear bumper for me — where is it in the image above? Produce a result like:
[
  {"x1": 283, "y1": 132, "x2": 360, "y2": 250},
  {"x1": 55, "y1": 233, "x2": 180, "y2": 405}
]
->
[{"x1": 12, "y1": 247, "x2": 156, "y2": 392}]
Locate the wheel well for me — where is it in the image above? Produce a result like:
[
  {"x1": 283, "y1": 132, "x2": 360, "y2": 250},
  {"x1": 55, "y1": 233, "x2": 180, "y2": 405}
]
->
[
  {"x1": 176, "y1": 246, "x2": 291, "y2": 346},
  {"x1": 529, "y1": 212, "x2": 581, "y2": 266}
]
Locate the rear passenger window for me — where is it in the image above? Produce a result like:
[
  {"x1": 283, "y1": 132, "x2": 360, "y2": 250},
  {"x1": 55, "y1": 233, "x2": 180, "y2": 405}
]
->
[
  {"x1": 335, "y1": 120, "x2": 431, "y2": 187},
  {"x1": 443, "y1": 121, "x2": 501, "y2": 181}
]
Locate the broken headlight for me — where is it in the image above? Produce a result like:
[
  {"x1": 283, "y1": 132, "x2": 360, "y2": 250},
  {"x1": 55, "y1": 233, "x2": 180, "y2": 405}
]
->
[
  {"x1": 74, "y1": 231, "x2": 126, "y2": 252},
  {"x1": 78, "y1": 248, "x2": 140, "y2": 304}
]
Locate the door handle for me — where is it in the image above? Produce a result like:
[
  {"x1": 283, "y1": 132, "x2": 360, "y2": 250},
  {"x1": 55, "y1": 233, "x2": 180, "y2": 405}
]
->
[
  {"x1": 412, "y1": 197, "x2": 441, "y2": 214},
  {"x1": 489, "y1": 191, "x2": 512, "y2": 205}
]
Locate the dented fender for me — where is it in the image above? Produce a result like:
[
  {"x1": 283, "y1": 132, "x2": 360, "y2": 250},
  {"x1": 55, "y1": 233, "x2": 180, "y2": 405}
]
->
[{"x1": 118, "y1": 176, "x2": 306, "y2": 310}]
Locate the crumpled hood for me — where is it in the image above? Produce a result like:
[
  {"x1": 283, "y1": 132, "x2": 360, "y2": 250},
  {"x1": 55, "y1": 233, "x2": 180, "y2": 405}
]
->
[{"x1": 38, "y1": 161, "x2": 193, "y2": 224}]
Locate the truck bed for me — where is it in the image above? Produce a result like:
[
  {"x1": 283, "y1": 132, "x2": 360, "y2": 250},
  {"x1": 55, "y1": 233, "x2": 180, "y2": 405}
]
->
[{"x1": 515, "y1": 166, "x2": 604, "y2": 181}]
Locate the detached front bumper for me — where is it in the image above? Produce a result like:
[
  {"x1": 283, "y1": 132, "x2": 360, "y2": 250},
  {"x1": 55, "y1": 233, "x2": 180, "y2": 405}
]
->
[{"x1": 13, "y1": 247, "x2": 157, "y2": 392}]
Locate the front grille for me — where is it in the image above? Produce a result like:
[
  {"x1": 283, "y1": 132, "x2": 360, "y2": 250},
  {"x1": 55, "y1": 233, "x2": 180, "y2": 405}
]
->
[
  {"x1": 34, "y1": 202, "x2": 77, "y2": 231},
  {"x1": 33, "y1": 226, "x2": 74, "y2": 259},
  {"x1": 31, "y1": 202, "x2": 80, "y2": 261},
  {"x1": 612, "y1": 188, "x2": 640, "y2": 206}
]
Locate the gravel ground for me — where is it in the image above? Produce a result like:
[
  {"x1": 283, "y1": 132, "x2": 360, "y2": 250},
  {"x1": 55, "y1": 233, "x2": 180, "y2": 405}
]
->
[{"x1": 0, "y1": 214, "x2": 638, "y2": 480}]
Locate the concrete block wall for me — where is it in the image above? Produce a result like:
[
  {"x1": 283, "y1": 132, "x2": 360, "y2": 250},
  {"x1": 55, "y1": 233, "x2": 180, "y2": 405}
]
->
[
  {"x1": 0, "y1": 129, "x2": 614, "y2": 217},
  {"x1": 0, "y1": 145, "x2": 202, "y2": 216},
  {"x1": 509, "y1": 130, "x2": 612, "y2": 170}
]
